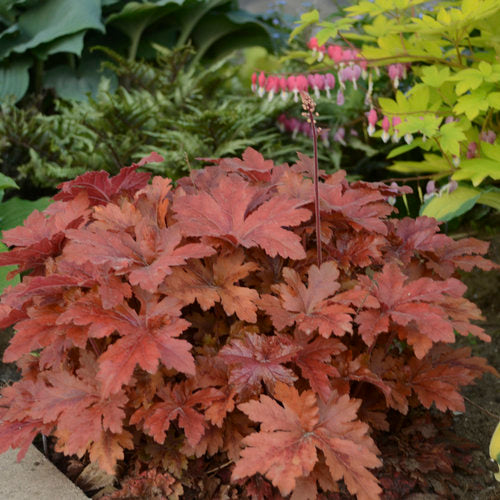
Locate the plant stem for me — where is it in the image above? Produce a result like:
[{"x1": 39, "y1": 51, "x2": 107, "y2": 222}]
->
[
  {"x1": 301, "y1": 92, "x2": 322, "y2": 267},
  {"x1": 34, "y1": 58, "x2": 44, "y2": 94},
  {"x1": 311, "y1": 116, "x2": 322, "y2": 267}
]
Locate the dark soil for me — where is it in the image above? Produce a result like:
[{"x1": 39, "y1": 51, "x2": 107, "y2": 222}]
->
[{"x1": 1, "y1": 237, "x2": 499, "y2": 499}]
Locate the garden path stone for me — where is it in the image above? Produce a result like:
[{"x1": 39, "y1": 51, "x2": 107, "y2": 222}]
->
[{"x1": 0, "y1": 445, "x2": 87, "y2": 500}]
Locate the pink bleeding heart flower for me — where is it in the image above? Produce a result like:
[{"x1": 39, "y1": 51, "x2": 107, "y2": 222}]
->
[
  {"x1": 392, "y1": 116, "x2": 402, "y2": 142},
  {"x1": 317, "y1": 45, "x2": 326, "y2": 62},
  {"x1": 467, "y1": 141, "x2": 478, "y2": 158},
  {"x1": 386, "y1": 181, "x2": 400, "y2": 206},
  {"x1": 265, "y1": 75, "x2": 280, "y2": 101},
  {"x1": 328, "y1": 45, "x2": 344, "y2": 64},
  {"x1": 340, "y1": 67, "x2": 353, "y2": 89},
  {"x1": 290, "y1": 118, "x2": 301, "y2": 138},
  {"x1": 277, "y1": 113, "x2": 287, "y2": 132},
  {"x1": 301, "y1": 120, "x2": 313, "y2": 138},
  {"x1": 337, "y1": 89, "x2": 344, "y2": 106},
  {"x1": 307, "y1": 37, "x2": 319, "y2": 51},
  {"x1": 447, "y1": 180, "x2": 458, "y2": 193},
  {"x1": 366, "y1": 108, "x2": 378, "y2": 137},
  {"x1": 381, "y1": 116, "x2": 391, "y2": 143},
  {"x1": 424, "y1": 180, "x2": 437, "y2": 202},
  {"x1": 426, "y1": 180, "x2": 436, "y2": 195},
  {"x1": 479, "y1": 130, "x2": 496, "y2": 144},
  {"x1": 287, "y1": 75, "x2": 298, "y2": 101},
  {"x1": 356, "y1": 53, "x2": 368, "y2": 77},
  {"x1": 251, "y1": 72, "x2": 257, "y2": 92},
  {"x1": 324, "y1": 73, "x2": 335, "y2": 98},
  {"x1": 334, "y1": 127, "x2": 346, "y2": 145},
  {"x1": 279, "y1": 76, "x2": 288, "y2": 101},
  {"x1": 342, "y1": 49, "x2": 355, "y2": 64},
  {"x1": 387, "y1": 63, "x2": 406, "y2": 88},
  {"x1": 296, "y1": 74, "x2": 309, "y2": 93},
  {"x1": 351, "y1": 65, "x2": 362, "y2": 89},
  {"x1": 319, "y1": 128, "x2": 330, "y2": 146},
  {"x1": 257, "y1": 72, "x2": 266, "y2": 97},
  {"x1": 308, "y1": 74, "x2": 324, "y2": 99}
]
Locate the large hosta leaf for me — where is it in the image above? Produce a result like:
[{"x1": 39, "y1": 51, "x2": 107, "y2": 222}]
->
[
  {"x1": 0, "y1": 57, "x2": 31, "y2": 101},
  {"x1": 12, "y1": 0, "x2": 104, "y2": 55}
]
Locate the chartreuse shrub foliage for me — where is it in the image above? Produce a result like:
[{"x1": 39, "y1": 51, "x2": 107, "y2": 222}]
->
[
  {"x1": 0, "y1": 0, "x2": 281, "y2": 101},
  {"x1": 278, "y1": 0, "x2": 500, "y2": 222},
  {"x1": 0, "y1": 146, "x2": 497, "y2": 498}
]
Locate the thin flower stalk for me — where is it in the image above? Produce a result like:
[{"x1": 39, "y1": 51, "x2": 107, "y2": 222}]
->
[{"x1": 300, "y1": 92, "x2": 322, "y2": 266}]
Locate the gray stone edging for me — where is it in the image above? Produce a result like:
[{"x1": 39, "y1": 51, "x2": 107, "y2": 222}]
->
[{"x1": 0, "y1": 445, "x2": 87, "y2": 500}]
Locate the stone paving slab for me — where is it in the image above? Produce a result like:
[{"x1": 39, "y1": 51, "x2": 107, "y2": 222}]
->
[{"x1": 0, "y1": 445, "x2": 87, "y2": 500}]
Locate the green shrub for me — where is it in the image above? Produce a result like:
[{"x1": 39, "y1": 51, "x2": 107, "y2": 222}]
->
[
  {"x1": 275, "y1": 0, "x2": 500, "y2": 221},
  {"x1": 0, "y1": 47, "x2": 290, "y2": 190}
]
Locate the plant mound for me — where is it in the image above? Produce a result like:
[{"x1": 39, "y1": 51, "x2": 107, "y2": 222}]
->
[{"x1": 0, "y1": 148, "x2": 497, "y2": 499}]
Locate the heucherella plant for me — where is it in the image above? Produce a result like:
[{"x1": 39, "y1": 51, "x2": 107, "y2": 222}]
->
[
  {"x1": 272, "y1": 0, "x2": 500, "y2": 222},
  {"x1": 0, "y1": 129, "x2": 498, "y2": 497}
]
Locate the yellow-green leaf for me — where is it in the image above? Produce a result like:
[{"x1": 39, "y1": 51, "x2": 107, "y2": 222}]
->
[
  {"x1": 395, "y1": 115, "x2": 441, "y2": 137},
  {"x1": 420, "y1": 65, "x2": 450, "y2": 87},
  {"x1": 478, "y1": 61, "x2": 492, "y2": 76},
  {"x1": 289, "y1": 10, "x2": 319, "y2": 42},
  {"x1": 479, "y1": 190, "x2": 500, "y2": 211},
  {"x1": 452, "y1": 158, "x2": 500, "y2": 186},
  {"x1": 420, "y1": 186, "x2": 481, "y2": 221},
  {"x1": 388, "y1": 154, "x2": 451, "y2": 174},
  {"x1": 489, "y1": 421, "x2": 500, "y2": 482},
  {"x1": 482, "y1": 142, "x2": 500, "y2": 161},
  {"x1": 488, "y1": 92, "x2": 500, "y2": 109},
  {"x1": 450, "y1": 68, "x2": 483, "y2": 95},
  {"x1": 453, "y1": 91, "x2": 489, "y2": 120},
  {"x1": 439, "y1": 122, "x2": 466, "y2": 157}
]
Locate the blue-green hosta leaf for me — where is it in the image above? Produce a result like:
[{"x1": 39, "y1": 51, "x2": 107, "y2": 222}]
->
[
  {"x1": 420, "y1": 185, "x2": 481, "y2": 221},
  {"x1": 452, "y1": 158, "x2": 500, "y2": 186},
  {"x1": 0, "y1": 24, "x2": 23, "y2": 59},
  {"x1": 190, "y1": 10, "x2": 274, "y2": 62},
  {"x1": 0, "y1": 197, "x2": 51, "y2": 232},
  {"x1": 0, "y1": 242, "x2": 19, "y2": 294},
  {"x1": 44, "y1": 55, "x2": 117, "y2": 101},
  {"x1": 12, "y1": 0, "x2": 104, "y2": 55},
  {"x1": 32, "y1": 30, "x2": 86, "y2": 60},
  {"x1": 0, "y1": 56, "x2": 31, "y2": 101},
  {"x1": 106, "y1": 0, "x2": 186, "y2": 49}
]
